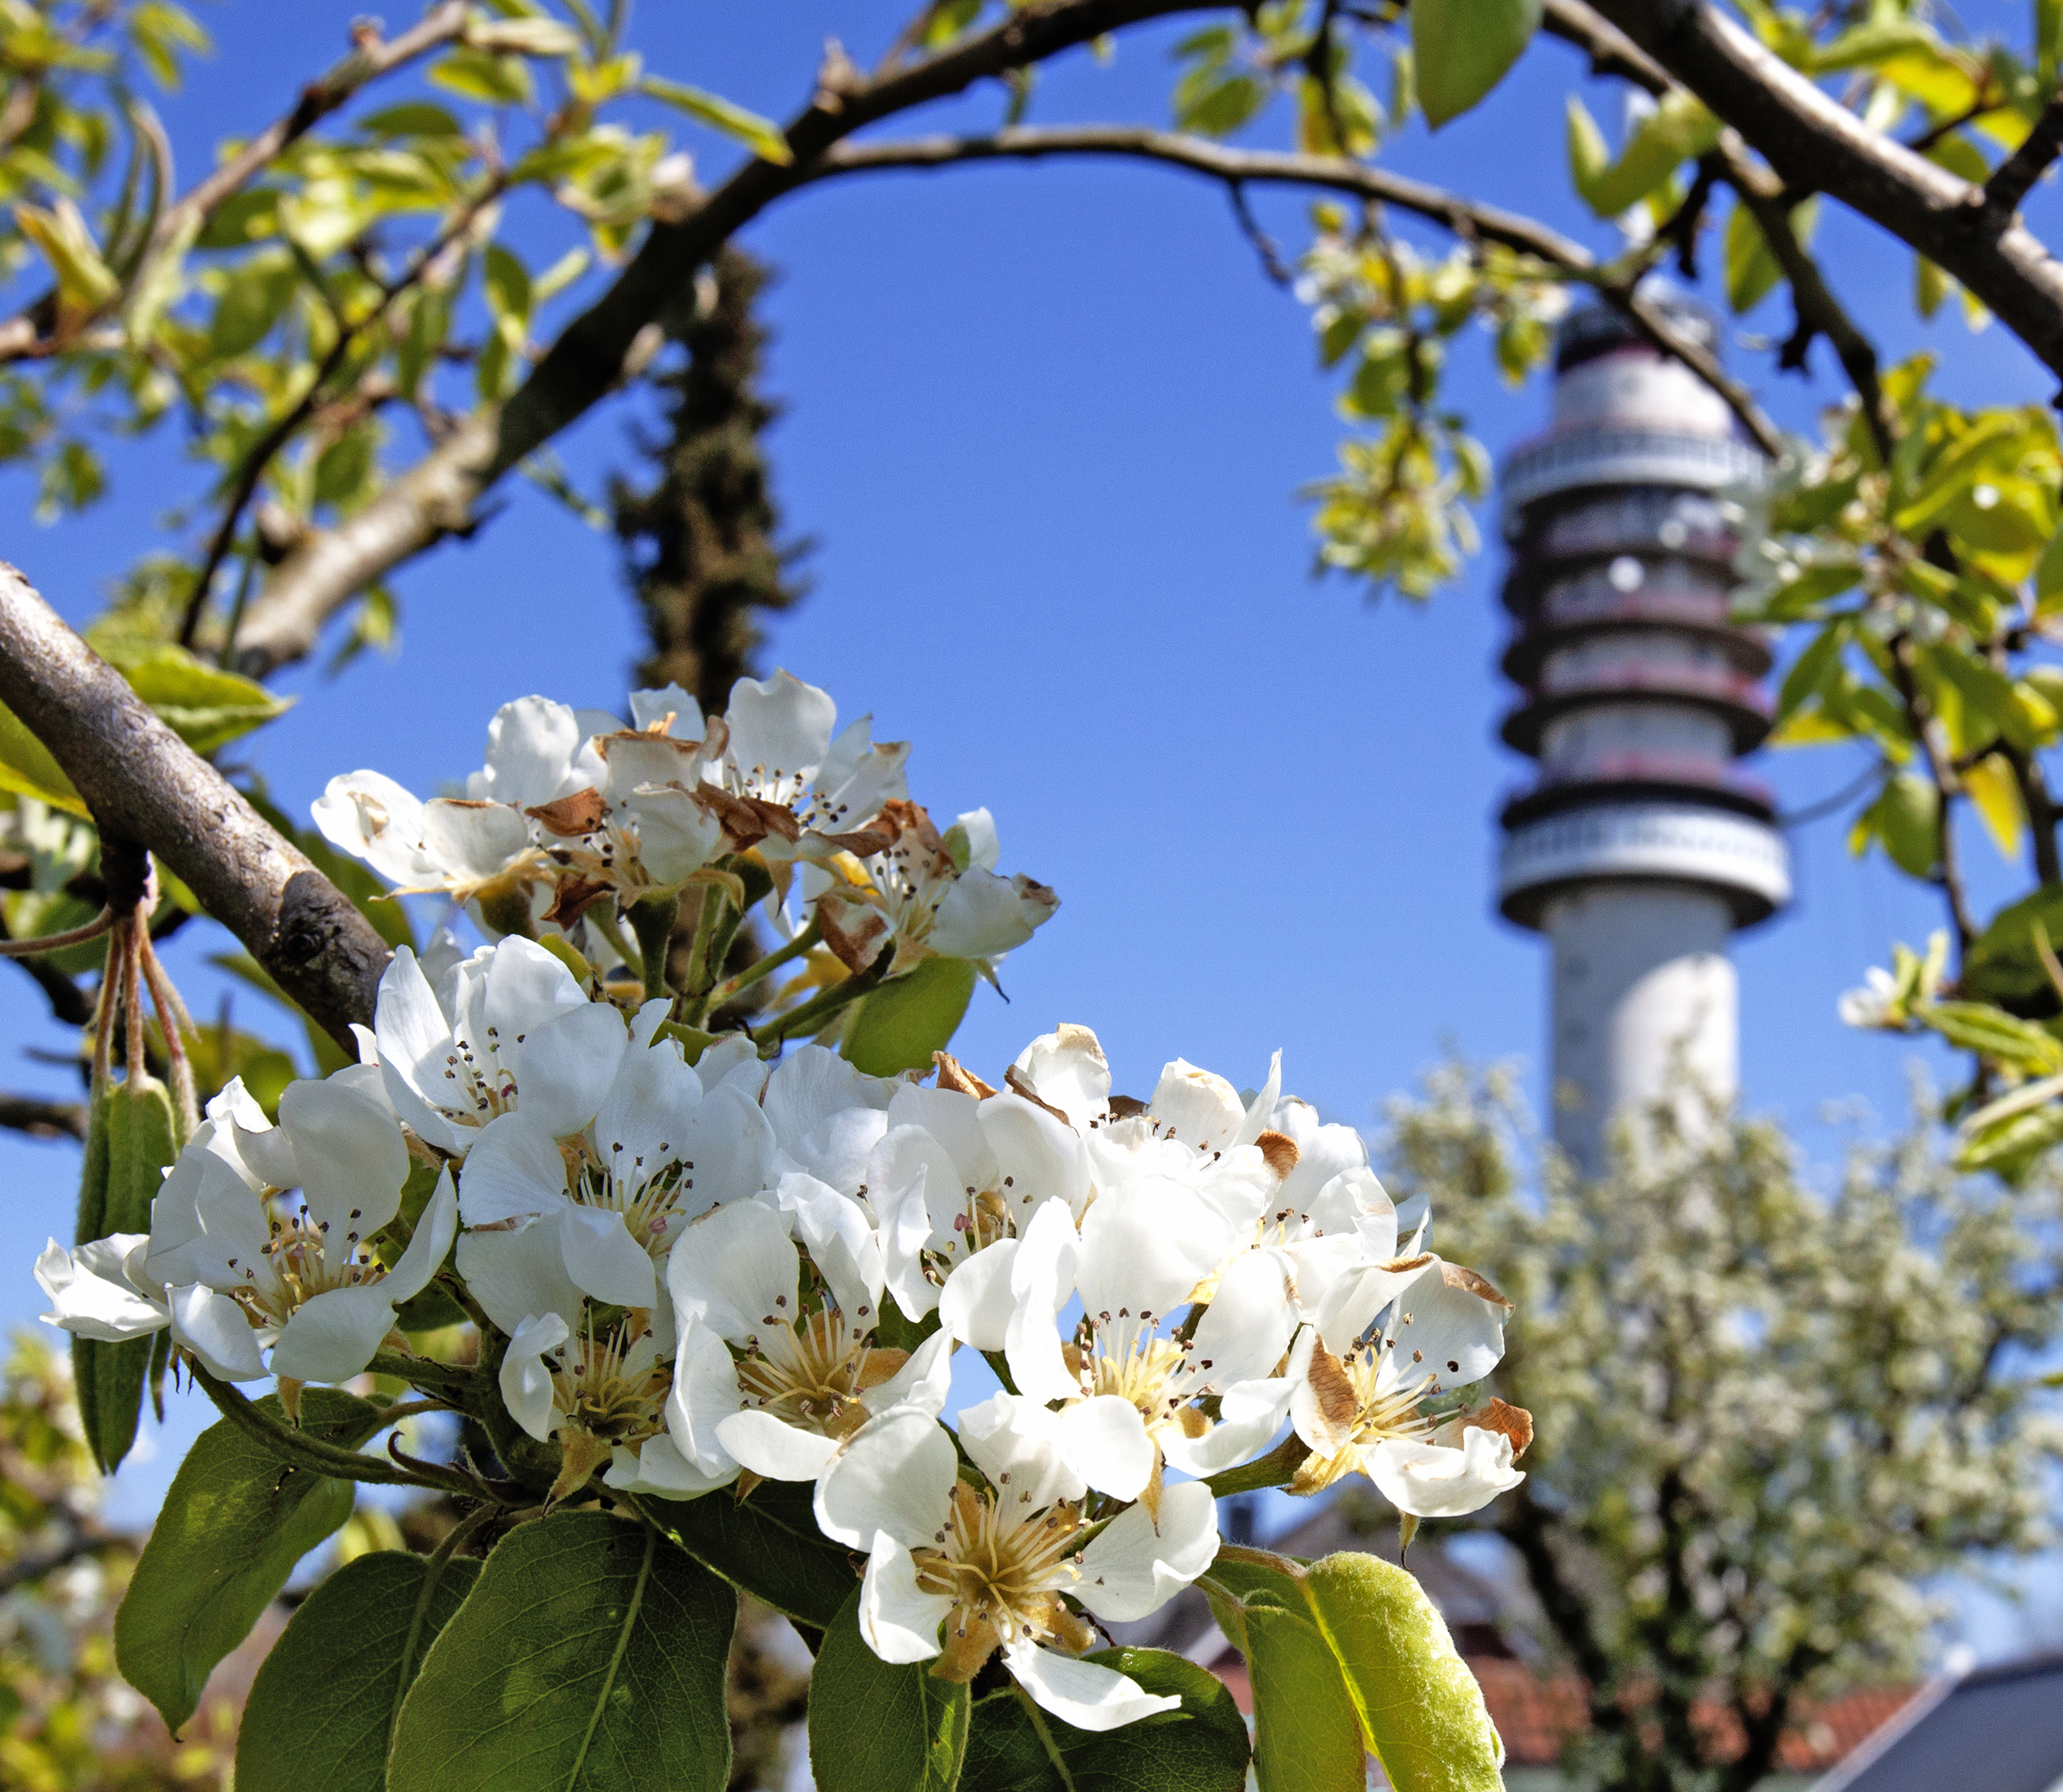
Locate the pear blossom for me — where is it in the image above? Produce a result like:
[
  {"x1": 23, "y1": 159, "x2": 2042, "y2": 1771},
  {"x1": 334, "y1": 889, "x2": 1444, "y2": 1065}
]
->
[
  {"x1": 1000, "y1": 1180, "x2": 1300, "y2": 1506},
  {"x1": 455, "y1": 999, "x2": 774, "y2": 1312},
  {"x1": 664, "y1": 1191, "x2": 951, "y2": 1486},
  {"x1": 140, "y1": 1076, "x2": 458, "y2": 1385},
  {"x1": 761, "y1": 1044, "x2": 898, "y2": 1196},
  {"x1": 35, "y1": 1233, "x2": 265, "y2": 1382},
  {"x1": 813, "y1": 1398, "x2": 1219, "y2": 1730},
  {"x1": 369, "y1": 934, "x2": 606, "y2": 1156},
  {"x1": 865, "y1": 1077, "x2": 1091, "y2": 1328},
  {"x1": 1285, "y1": 1254, "x2": 1524, "y2": 1513},
  {"x1": 806, "y1": 800, "x2": 1058, "y2": 977}
]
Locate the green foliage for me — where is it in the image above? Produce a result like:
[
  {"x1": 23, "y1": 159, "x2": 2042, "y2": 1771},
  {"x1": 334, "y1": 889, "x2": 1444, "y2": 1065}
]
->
[
  {"x1": 388, "y1": 1511, "x2": 736, "y2": 1792},
  {"x1": 1412, "y1": 0, "x2": 1539, "y2": 129},
  {"x1": 643, "y1": 1477, "x2": 855, "y2": 1628},
  {"x1": 960, "y1": 1650, "x2": 1250, "y2": 1792},
  {"x1": 1206, "y1": 1549, "x2": 1501, "y2": 1792},
  {"x1": 236, "y1": 1550, "x2": 482, "y2": 1792},
  {"x1": 115, "y1": 1388, "x2": 379, "y2": 1732},
  {"x1": 809, "y1": 1587, "x2": 970, "y2": 1792},
  {"x1": 844, "y1": 956, "x2": 978, "y2": 1076}
]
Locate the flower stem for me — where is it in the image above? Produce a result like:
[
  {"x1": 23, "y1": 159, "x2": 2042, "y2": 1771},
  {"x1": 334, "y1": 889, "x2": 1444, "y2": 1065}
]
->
[
  {"x1": 628, "y1": 890, "x2": 682, "y2": 1000},
  {"x1": 752, "y1": 942, "x2": 894, "y2": 1052},
  {"x1": 692, "y1": 916, "x2": 820, "y2": 1023}
]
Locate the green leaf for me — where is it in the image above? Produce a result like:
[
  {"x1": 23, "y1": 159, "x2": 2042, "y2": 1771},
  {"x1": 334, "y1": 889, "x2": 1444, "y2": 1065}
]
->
[
  {"x1": 388, "y1": 1511, "x2": 736, "y2": 1792},
  {"x1": 1964, "y1": 885, "x2": 2063, "y2": 1007},
  {"x1": 236, "y1": 1550, "x2": 483, "y2": 1792},
  {"x1": 641, "y1": 1477, "x2": 855, "y2": 1627},
  {"x1": 359, "y1": 101, "x2": 466, "y2": 138},
  {"x1": 641, "y1": 76, "x2": 793, "y2": 165},
  {"x1": 1205, "y1": 1546, "x2": 1501, "y2": 1792},
  {"x1": 1302, "y1": 1553, "x2": 1505, "y2": 1792},
  {"x1": 428, "y1": 46, "x2": 533, "y2": 104},
  {"x1": 0, "y1": 699, "x2": 87, "y2": 815},
  {"x1": 207, "y1": 246, "x2": 297, "y2": 359},
  {"x1": 15, "y1": 198, "x2": 119, "y2": 316},
  {"x1": 115, "y1": 1388, "x2": 380, "y2": 1733},
  {"x1": 1867, "y1": 771, "x2": 1942, "y2": 879},
  {"x1": 843, "y1": 956, "x2": 978, "y2": 1077},
  {"x1": 809, "y1": 1585, "x2": 969, "y2": 1792},
  {"x1": 98, "y1": 639, "x2": 294, "y2": 753},
  {"x1": 1412, "y1": 0, "x2": 1540, "y2": 127},
  {"x1": 483, "y1": 242, "x2": 531, "y2": 324},
  {"x1": 959, "y1": 1650, "x2": 1250, "y2": 1791},
  {"x1": 1202, "y1": 1571, "x2": 1366, "y2": 1792},
  {"x1": 74, "y1": 1072, "x2": 181, "y2": 1471}
]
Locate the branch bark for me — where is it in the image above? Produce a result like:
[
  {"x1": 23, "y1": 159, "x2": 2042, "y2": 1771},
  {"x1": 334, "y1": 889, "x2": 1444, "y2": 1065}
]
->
[
  {"x1": 0, "y1": 566, "x2": 389, "y2": 1047},
  {"x1": 813, "y1": 128, "x2": 1782, "y2": 452},
  {"x1": 1586, "y1": 0, "x2": 2063, "y2": 381},
  {"x1": 0, "y1": 1092, "x2": 85, "y2": 1141},
  {"x1": 227, "y1": 0, "x2": 1229, "y2": 676}
]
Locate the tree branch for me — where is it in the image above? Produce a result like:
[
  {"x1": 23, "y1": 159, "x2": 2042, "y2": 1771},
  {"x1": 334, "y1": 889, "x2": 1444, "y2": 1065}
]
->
[
  {"x1": 0, "y1": 566, "x2": 390, "y2": 1047},
  {"x1": 225, "y1": 0, "x2": 1246, "y2": 676},
  {"x1": 1586, "y1": 0, "x2": 2063, "y2": 382},
  {"x1": 1981, "y1": 92, "x2": 2063, "y2": 225},
  {"x1": 0, "y1": 1092, "x2": 86, "y2": 1141},
  {"x1": 811, "y1": 127, "x2": 1782, "y2": 452}
]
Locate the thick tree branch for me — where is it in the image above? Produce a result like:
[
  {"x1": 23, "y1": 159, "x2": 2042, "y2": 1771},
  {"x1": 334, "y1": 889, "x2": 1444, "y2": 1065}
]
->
[
  {"x1": 814, "y1": 128, "x2": 1782, "y2": 452},
  {"x1": 0, "y1": 566, "x2": 389, "y2": 1047},
  {"x1": 0, "y1": 1092, "x2": 85, "y2": 1141},
  {"x1": 1586, "y1": 0, "x2": 2063, "y2": 381},
  {"x1": 228, "y1": 0, "x2": 1223, "y2": 676}
]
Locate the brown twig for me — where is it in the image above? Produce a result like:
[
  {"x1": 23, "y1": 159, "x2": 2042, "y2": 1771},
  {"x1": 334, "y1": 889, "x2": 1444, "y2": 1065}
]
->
[{"x1": 0, "y1": 1093, "x2": 87, "y2": 1141}]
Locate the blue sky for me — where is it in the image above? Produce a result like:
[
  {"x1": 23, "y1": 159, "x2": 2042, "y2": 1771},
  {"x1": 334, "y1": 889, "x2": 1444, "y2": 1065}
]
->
[{"x1": 1, "y1": 2, "x2": 2057, "y2": 1650}]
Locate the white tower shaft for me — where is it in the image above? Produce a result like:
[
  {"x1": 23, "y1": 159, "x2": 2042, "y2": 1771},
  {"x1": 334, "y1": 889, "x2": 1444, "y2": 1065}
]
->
[{"x1": 1494, "y1": 300, "x2": 1786, "y2": 1175}]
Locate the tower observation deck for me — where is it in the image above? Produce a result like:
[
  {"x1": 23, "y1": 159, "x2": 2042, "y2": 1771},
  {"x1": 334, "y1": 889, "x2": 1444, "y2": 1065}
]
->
[{"x1": 1495, "y1": 300, "x2": 1790, "y2": 1172}]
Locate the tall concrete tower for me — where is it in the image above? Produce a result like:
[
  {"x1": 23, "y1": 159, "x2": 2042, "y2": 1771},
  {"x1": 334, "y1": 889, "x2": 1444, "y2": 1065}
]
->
[{"x1": 1495, "y1": 301, "x2": 1790, "y2": 1174}]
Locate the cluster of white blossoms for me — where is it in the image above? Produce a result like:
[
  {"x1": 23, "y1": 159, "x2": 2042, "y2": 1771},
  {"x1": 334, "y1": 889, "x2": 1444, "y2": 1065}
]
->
[
  {"x1": 306, "y1": 669, "x2": 1058, "y2": 977},
  {"x1": 38, "y1": 934, "x2": 1527, "y2": 1730}
]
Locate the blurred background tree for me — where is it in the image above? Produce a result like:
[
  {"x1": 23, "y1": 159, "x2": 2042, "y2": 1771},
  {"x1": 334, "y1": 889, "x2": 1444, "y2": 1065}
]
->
[{"x1": 1385, "y1": 1065, "x2": 2063, "y2": 1792}]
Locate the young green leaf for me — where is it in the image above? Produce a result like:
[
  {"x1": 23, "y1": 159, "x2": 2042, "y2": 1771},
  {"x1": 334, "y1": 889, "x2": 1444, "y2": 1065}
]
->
[
  {"x1": 1302, "y1": 1552, "x2": 1505, "y2": 1792},
  {"x1": 1202, "y1": 1565, "x2": 1367, "y2": 1792},
  {"x1": 959, "y1": 1649, "x2": 1251, "y2": 1792},
  {"x1": 1412, "y1": 0, "x2": 1540, "y2": 129},
  {"x1": 842, "y1": 956, "x2": 978, "y2": 1077},
  {"x1": 808, "y1": 1585, "x2": 969, "y2": 1792},
  {"x1": 236, "y1": 1550, "x2": 483, "y2": 1792},
  {"x1": 74, "y1": 1072, "x2": 180, "y2": 1473},
  {"x1": 0, "y1": 699, "x2": 88, "y2": 815},
  {"x1": 97, "y1": 640, "x2": 294, "y2": 754},
  {"x1": 388, "y1": 1511, "x2": 736, "y2": 1792},
  {"x1": 115, "y1": 1388, "x2": 381, "y2": 1733},
  {"x1": 641, "y1": 76, "x2": 793, "y2": 165}
]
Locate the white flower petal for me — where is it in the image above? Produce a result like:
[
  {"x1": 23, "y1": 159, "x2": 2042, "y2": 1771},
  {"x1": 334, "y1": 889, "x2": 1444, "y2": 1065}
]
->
[
  {"x1": 457, "y1": 1114, "x2": 570, "y2": 1224},
  {"x1": 419, "y1": 799, "x2": 531, "y2": 886},
  {"x1": 385, "y1": 1170, "x2": 459, "y2": 1304},
  {"x1": 627, "y1": 784, "x2": 728, "y2": 883},
  {"x1": 312, "y1": 771, "x2": 440, "y2": 887},
  {"x1": 268, "y1": 1282, "x2": 398, "y2": 1383},
  {"x1": 957, "y1": 1392, "x2": 1083, "y2": 1511},
  {"x1": 725, "y1": 670, "x2": 837, "y2": 796},
  {"x1": 978, "y1": 1093, "x2": 1091, "y2": 1224},
  {"x1": 668, "y1": 1317, "x2": 746, "y2": 1473},
  {"x1": 814, "y1": 1405, "x2": 957, "y2": 1550},
  {"x1": 456, "y1": 1214, "x2": 585, "y2": 1334},
  {"x1": 605, "y1": 1431, "x2": 738, "y2": 1498},
  {"x1": 630, "y1": 683, "x2": 706, "y2": 740},
  {"x1": 168, "y1": 1284, "x2": 267, "y2": 1380},
  {"x1": 715, "y1": 1409, "x2": 841, "y2": 1481},
  {"x1": 1004, "y1": 1641, "x2": 1181, "y2": 1732},
  {"x1": 374, "y1": 947, "x2": 469, "y2": 1153},
  {"x1": 1055, "y1": 1396, "x2": 1154, "y2": 1502},
  {"x1": 938, "y1": 1238, "x2": 1019, "y2": 1351},
  {"x1": 666, "y1": 1198, "x2": 797, "y2": 1341},
  {"x1": 476, "y1": 695, "x2": 585, "y2": 807},
  {"x1": 1074, "y1": 1178, "x2": 1231, "y2": 1325},
  {"x1": 860, "y1": 1531, "x2": 951, "y2": 1665},
  {"x1": 1149, "y1": 1058, "x2": 1245, "y2": 1154},
  {"x1": 1075, "y1": 1479, "x2": 1220, "y2": 1621},
  {"x1": 1165, "y1": 1376, "x2": 1291, "y2": 1477},
  {"x1": 506, "y1": 1001, "x2": 628, "y2": 1139},
  {"x1": 1010, "y1": 1025, "x2": 1109, "y2": 1131},
  {"x1": 1187, "y1": 1247, "x2": 1297, "y2": 1388},
  {"x1": 276, "y1": 1078, "x2": 409, "y2": 1238},
  {"x1": 558, "y1": 1205, "x2": 658, "y2": 1309},
  {"x1": 1232, "y1": 1049, "x2": 1283, "y2": 1149},
  {"x1": 865, "y1": 1326, "x2": 954, "y2": 1419},
  {"x1": 36, "y1": 1236, "x2": 166, "y2": 1340},
  {"x1": 1387, "y1": 1259, "x2": 1511, "y2": 1395},
  {"x1": 500, "y1": 1311, "x2": 570, "y2": 1440},
  {"x1": 1366, "y1": 1430, "x2": 1524, "y2": 1518},
  {"x1": 778, "y1": 1173, "x2": 884, "y2": 1326}
]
